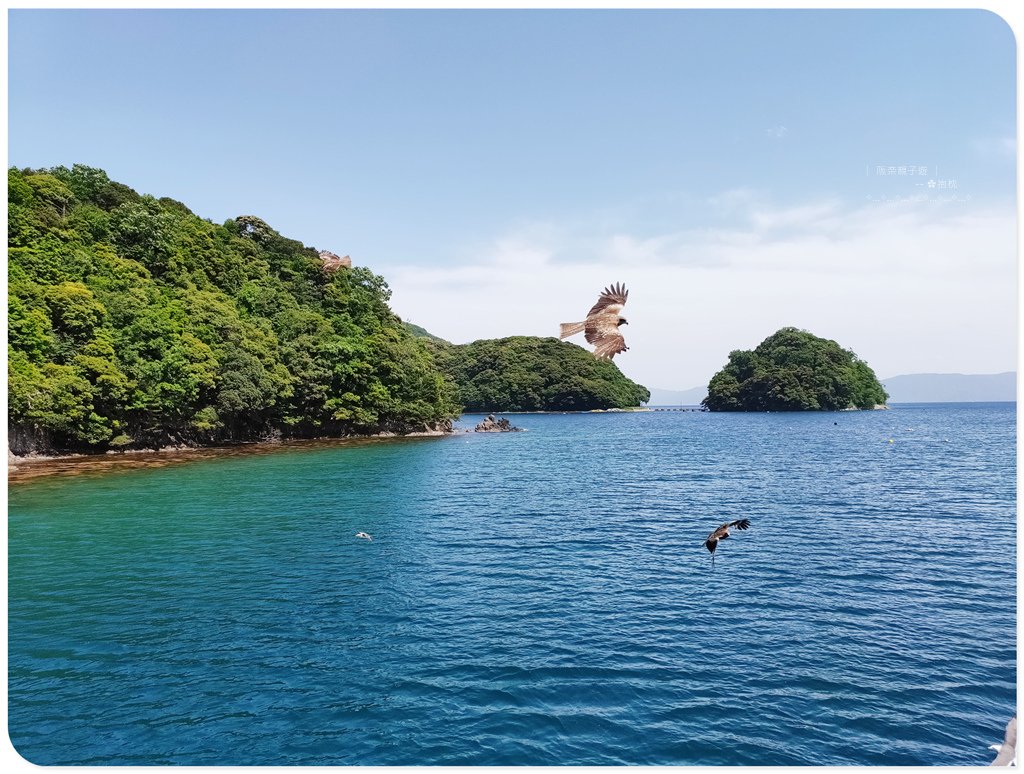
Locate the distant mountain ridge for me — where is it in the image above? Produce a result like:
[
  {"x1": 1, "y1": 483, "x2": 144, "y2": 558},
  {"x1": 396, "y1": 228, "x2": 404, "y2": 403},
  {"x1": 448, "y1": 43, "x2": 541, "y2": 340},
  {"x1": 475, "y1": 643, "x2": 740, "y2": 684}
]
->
[
  {"x1": 880, "y1": 372, "x2": 1016, "y2": 403},
  {"x1": 645, "y1": 386, "x2": 707, "y2": 406}
]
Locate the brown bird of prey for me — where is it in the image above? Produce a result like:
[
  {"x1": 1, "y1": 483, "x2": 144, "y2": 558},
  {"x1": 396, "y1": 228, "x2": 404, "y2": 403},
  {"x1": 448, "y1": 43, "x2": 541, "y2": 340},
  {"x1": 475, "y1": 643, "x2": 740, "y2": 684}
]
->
[
  {"x1": 559, "y1": 282, "x2": 630, "y2": 360},
  {"x1": 704, "y1": 519, "x2": 751, "y2": 568}
]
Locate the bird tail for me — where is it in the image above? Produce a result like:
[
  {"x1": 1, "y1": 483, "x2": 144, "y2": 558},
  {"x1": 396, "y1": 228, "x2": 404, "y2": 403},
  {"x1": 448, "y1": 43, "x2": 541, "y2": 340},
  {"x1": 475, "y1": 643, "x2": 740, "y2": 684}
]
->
[{"x1": 560, "y1": 321, "x2": 586, "y2": 339}]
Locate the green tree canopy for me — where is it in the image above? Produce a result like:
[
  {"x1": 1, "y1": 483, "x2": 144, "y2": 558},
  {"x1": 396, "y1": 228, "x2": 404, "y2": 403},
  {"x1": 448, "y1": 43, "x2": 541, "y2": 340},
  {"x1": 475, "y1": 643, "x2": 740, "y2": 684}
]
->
[
  {"x1": 8, "y1": 165, "x2": 460, "y2": 454},
  {"x1": 702, "y1": 327, "x2": 888, "y2": 411},
  {"x1": 426, "y1": 335, "x2": 650, "y2": 412}
]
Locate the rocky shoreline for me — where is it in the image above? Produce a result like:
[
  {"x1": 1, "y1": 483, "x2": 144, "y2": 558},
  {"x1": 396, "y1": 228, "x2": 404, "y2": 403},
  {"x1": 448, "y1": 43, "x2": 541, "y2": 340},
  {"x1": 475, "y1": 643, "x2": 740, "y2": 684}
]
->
[
  {"x1": 8, "y1": 418, "x2": 455, "y2": 464},
  {"x1": 7, "y1": 429, "x2": 453, "y2": 481},
  {"x1": 9, "y1": 412, "x2": 541, "y2": 479}
]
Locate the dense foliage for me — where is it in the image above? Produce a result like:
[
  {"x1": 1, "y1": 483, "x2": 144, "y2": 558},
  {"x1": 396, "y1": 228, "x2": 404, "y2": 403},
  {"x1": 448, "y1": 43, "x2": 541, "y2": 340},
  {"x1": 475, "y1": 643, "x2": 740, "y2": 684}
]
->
[
  {"x1": 702, "y1": 327, "x2": 888, "y2": 411},
  {"x1": 402, "y1": 321, "x2": 449, "y2": 344},
  {"x1": 426, "y1": 335, "x2": 651, "y2": 412},
  {"x1": 8, "y1": 165, "x2": 460, "y2": 454}
]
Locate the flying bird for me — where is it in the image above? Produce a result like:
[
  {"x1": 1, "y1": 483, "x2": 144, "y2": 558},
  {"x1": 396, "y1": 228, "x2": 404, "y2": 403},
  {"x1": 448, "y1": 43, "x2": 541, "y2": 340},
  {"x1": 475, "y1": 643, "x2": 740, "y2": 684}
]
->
[
  {"x1": 559, "y1": 282, "x2": 629, "y2": 360},
  {"x1": 704, "y1": 519, "x2": 751, "y2": 568},
  {"x1": 355, "y1": 532, "x2": 373, "y2": 541}
]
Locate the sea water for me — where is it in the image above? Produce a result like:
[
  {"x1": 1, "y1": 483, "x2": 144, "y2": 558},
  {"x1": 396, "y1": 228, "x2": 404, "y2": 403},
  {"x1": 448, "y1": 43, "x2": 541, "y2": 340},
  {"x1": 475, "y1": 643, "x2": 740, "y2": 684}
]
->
[{"x1": 7, "y1": 404, "x2": 1016, "y2": 765}]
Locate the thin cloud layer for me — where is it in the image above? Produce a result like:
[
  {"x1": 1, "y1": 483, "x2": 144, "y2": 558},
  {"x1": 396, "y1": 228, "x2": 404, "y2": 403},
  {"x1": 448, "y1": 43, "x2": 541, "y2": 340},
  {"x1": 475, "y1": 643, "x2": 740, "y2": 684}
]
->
[
  {"x1": 970, "y1": 136, "x2": 1016, "y2": 159},
  {"x1": 387, "y1": 194, "x2": 1016, "y2": 391}
]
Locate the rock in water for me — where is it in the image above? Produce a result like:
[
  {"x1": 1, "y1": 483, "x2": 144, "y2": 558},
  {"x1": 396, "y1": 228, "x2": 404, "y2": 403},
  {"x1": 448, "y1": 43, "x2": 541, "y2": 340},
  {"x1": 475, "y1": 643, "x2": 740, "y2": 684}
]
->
[{"x1": 473, "y1": 415, "x2": 523, "y2": 432}]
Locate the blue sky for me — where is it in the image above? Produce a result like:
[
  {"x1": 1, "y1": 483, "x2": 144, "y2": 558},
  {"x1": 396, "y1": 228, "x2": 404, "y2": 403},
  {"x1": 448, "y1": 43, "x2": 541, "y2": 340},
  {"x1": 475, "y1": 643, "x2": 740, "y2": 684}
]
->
[{"x1": 8, "y1": 9, "x2": 1017, "y2": 389}]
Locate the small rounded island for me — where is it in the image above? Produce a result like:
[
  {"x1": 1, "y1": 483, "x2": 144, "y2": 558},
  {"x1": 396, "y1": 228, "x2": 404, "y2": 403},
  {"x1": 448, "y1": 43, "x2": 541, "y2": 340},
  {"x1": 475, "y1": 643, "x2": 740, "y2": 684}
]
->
[{"x1": 702, "y1": 327, "x2": 888, "y2": 411}]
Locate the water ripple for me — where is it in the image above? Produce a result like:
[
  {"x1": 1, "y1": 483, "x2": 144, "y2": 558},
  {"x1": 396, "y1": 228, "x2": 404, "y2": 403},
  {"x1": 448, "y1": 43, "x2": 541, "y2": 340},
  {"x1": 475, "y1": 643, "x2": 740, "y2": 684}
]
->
[{"x1": 8, "y1": 404, "x2": 1016, "y2": 765}]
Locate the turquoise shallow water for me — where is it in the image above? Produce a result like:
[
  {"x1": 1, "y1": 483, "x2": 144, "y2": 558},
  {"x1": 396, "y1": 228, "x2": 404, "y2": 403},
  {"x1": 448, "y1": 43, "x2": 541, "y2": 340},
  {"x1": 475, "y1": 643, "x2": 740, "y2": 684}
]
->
[{"x1": 8, "y1": 404, "x2": 1016, "y2": 765}]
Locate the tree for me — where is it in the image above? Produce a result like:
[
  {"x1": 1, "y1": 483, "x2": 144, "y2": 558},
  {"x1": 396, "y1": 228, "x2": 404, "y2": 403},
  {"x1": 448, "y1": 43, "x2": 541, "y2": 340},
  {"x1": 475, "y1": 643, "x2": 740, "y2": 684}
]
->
[
  {"x1": 25, "y1": 174, "x2": 74, "y2": 218},
  {"x1": 44, "y1": 282, "x2": 106, "y2": 347},
  {"x1": 109, "y1": 197, "x2": 177, "y2": 273}
]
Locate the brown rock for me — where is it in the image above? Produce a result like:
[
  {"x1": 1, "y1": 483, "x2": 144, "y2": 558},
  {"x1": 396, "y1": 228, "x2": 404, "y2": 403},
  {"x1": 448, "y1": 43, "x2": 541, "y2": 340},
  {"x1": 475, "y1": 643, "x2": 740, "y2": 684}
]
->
[
  {"x1": 473, "y1": 414, "x2": 523, "y2": 432},
  {"x1": 319, "y1": 251, "x2": 352, "y2": 272}
]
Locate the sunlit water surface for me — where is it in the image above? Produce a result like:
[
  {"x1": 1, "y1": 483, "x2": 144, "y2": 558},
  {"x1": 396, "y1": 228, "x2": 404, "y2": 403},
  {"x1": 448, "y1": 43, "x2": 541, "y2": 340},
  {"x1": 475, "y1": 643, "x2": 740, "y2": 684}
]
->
[{"x1": 8, "y1": 404, "x2": 1016, "y2": 765}]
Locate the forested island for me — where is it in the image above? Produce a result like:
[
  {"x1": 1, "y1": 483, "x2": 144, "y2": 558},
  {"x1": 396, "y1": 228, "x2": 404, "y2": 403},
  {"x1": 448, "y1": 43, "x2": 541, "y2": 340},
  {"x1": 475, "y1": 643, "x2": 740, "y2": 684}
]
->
[
  {"x1": 8, "y1": 165, "x2": 651, "y2": 457},
  {"x1": 8, "y1": 165, "x2": 462, "y2": 455},
  {"x1": 422, "y1": 335, "x2": 651, "y2": 412},
  {"x1": 702, "y1": 327, "x2": 888, "y2": 411}
]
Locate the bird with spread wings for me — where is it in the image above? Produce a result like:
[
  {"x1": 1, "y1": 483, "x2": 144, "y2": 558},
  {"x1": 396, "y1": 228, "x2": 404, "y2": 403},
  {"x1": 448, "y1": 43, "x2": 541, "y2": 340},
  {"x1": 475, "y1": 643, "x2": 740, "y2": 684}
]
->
[
  {"x1": 559, "y1": 282, "x2": 629, "y2": 360},
  {"x1": 704, "y1": 519, "x2": 751, "y2": 568}
]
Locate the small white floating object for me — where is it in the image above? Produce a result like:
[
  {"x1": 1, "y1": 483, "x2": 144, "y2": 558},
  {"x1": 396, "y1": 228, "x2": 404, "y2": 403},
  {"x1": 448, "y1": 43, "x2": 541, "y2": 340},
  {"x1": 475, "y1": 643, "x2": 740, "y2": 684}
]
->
[{"x1": 355, "y1": 532, "x2": 372, "y2": 541}]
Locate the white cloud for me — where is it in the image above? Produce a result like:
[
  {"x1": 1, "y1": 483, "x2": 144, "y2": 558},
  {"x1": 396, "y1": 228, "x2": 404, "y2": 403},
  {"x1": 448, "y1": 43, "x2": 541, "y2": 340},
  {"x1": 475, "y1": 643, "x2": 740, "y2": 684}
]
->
[
  {"x1": 388, "y1": 194, "x2": 1016, "y2": 391},
  {"x1": 707, "y1": 187, "x2": 758, "y2": 212},
  {"x1": 749, "y1": 199, "x2": 842, "y2": 231},
  {"x1": 970, "y1": 136, "x2": 1016, "y2": 159}
]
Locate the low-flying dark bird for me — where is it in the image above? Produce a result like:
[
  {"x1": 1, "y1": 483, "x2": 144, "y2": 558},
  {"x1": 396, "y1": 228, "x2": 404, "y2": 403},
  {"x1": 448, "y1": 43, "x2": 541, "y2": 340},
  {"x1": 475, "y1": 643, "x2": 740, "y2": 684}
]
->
[
  {"x1": 704, "y1": 519, "x2": 751, "y2": 568},
  {"x1": 355, "y1": 532, "x2": 373, "y2": 541},
  {"x1": 559, "y1": 282, "x2": 629, "y2": 360}
]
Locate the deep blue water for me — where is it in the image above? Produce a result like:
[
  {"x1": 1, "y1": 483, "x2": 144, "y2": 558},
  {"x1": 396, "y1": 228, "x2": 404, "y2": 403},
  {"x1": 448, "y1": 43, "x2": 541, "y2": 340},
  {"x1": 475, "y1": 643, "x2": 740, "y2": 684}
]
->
[{"x1": 8, "y1": 403, "x2": 1016, "y2": 765}]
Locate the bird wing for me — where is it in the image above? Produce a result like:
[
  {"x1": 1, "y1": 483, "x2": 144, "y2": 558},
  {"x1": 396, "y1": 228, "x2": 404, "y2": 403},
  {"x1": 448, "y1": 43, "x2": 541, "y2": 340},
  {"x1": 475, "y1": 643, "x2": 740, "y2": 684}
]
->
[
  {"x1": 707, "y1": 522, "x2": 732, "y2": 540},
  {"x1": 708, "y1": 520, "x2": 750, "y2": 539},
  {"x1": 592, "y1": 333, "x2": 628, "y2": 360},
  {"x1": 584, "y1": 315, "x2": 628, "y2": 360},
  {"x1": 586, "y1": 282, "x2": 628, "y2": 318}
]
